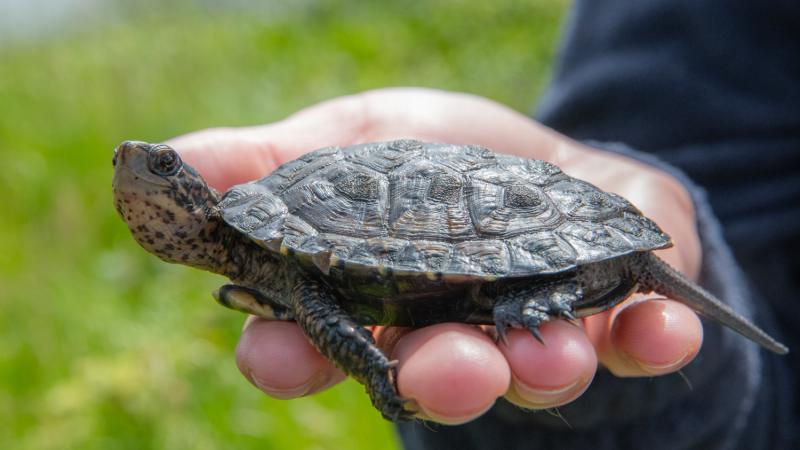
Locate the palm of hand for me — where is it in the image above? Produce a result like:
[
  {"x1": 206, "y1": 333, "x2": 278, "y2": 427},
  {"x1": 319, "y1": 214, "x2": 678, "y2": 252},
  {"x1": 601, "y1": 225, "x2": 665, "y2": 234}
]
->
[{"x1": 169, "y1": 88, "x2": 703, "y2": 424}]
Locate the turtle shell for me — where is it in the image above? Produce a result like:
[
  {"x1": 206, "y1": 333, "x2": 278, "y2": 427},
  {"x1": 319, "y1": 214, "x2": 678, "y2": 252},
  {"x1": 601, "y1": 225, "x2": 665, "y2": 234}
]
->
[{"x1": 219, "y1": 140, "x2": 671, "y2": 279}]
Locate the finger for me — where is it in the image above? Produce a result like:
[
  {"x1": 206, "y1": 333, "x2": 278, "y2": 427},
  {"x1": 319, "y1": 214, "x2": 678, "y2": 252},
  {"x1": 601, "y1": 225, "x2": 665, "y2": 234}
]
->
[
  {"x1": 387, "y1": 323, "x2": 510, "y2": 425},
  {"x1": 236, "y1": 317, "x2": 346, "y2": 399},
  {"x1": 584, "y1": 297, "x2": 703, "y2": 377},
  {"x1": 498, "y1": 321, "x2": 596, "y2": 409}
]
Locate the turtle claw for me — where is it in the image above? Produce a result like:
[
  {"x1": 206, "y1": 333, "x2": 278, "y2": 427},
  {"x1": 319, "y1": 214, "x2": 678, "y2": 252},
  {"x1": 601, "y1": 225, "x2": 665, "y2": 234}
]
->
[
  {"x1": 494, "y1": 322, "x2": 511, "y2": 346},
  {"x1": 493, "y1": 282, "x2": 584, "y2": 348},
  {"x1": 560, "y1": 310, "x2": 581, "y2": 326},
  {"x1": 560, "y1": 309, "x2": 577, "y2": 321},
  {"x1": 528, "y1": 326, "x2": 546, "y2": 346}
]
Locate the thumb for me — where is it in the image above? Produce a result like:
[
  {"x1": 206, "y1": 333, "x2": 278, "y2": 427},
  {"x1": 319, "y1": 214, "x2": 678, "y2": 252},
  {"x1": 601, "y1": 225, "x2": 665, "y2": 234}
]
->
[
  {"x1": 163, "y1": 93, "x2": 375, "y2": 191},
  {"x1": 165, "y1": 129, "x2": 284, "y2": 192}
]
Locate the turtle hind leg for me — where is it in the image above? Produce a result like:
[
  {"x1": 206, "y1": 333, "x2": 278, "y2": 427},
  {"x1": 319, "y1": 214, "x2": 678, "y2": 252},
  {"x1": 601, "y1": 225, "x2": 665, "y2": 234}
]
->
[
  {"x1": 214, "y1": 284, "x2": 293, "y2": 320},
  {"x1": 292, "y1": 278, "x2": 411, "y2": 421},
  {"x1": 493, "y1": 280, "x2": 583, "y2": 346},
  {"x1": 493, "y1": 270, "x2": 644, "y2": 346}
]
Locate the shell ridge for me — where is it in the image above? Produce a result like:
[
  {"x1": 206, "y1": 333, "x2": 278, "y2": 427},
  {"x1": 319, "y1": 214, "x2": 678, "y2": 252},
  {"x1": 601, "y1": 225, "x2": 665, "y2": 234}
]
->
[{"x1": 232, "y1": 141, "x2": 671, "y2": 279}]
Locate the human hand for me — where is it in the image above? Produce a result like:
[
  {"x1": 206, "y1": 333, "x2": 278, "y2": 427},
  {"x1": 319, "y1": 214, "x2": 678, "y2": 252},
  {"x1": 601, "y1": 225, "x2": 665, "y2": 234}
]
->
[{"x1": 168, "y1": 88, "x2": 703, "y2": 424}]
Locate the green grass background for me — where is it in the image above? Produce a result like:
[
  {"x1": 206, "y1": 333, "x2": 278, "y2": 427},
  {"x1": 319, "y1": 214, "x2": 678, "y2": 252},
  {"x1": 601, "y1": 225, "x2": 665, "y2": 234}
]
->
[{"x1": 0, "y1": 1, "x2": 566, "y2": 448}]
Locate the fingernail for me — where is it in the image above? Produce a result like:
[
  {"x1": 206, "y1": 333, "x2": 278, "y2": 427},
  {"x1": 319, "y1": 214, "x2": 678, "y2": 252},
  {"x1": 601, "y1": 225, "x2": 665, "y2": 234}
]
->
[
  {"x1": 411, "y1": 398, "x2": 497, "y2": 425},
  {"x1": 632, "y1": 351, "x2": 691, "y2": 375},
  {"x1": 251, "y1": 371, "x2": 330, "y2": 399},
  {"x1": 402, "y1": 398, "x2": 422, "y2": 415},
  {"x1": 510, "y1": 376, "x2": 585, "y2": 408}
]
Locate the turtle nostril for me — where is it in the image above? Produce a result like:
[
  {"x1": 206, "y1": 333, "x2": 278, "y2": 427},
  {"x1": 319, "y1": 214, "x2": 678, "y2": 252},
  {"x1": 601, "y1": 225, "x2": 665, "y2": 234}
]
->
[{"x1": 120, "y1": 140, "x2": 149, "y2": 152}]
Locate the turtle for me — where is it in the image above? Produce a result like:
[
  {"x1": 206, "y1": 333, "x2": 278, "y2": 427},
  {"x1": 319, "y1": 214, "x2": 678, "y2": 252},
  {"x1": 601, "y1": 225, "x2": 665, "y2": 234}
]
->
[{"x1": 112, "y1": 139, "x2": 788, "y2": 421}]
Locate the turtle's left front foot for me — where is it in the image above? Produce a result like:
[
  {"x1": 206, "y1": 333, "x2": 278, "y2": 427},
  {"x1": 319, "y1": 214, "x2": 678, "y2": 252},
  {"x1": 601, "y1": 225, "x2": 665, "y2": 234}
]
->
[{"x1": 292, "y1": 279, "x2": 413, "y2": 421}]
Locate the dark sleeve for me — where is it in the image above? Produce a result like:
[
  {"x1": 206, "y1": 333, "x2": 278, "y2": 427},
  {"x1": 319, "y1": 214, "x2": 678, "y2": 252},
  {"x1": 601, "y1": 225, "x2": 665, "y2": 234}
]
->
[
  {"x1": 396, "y1": 142, "x2": 793, "y2": 450},
  {"x1": 536, "y1": 0, "x2": 800, "y2": 250}
]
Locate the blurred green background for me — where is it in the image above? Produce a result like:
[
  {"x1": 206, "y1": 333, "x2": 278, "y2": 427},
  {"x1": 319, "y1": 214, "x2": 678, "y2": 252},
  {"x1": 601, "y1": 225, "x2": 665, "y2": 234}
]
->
[{"x1": 0, "y1": 1, "x2": 567, "y2": 448}]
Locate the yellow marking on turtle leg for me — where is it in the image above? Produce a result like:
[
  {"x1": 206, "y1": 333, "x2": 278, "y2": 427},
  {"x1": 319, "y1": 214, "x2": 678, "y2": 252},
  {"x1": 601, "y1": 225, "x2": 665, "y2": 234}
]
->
[{"x1": 213, "y1": 285, "x2": 283, "y2": 320}]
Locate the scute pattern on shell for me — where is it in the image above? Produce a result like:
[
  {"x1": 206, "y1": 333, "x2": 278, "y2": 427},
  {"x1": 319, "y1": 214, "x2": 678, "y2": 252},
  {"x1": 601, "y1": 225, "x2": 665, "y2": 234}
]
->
[{"x1": 220, "y1": 140, "x2": 671, "y2": 277}]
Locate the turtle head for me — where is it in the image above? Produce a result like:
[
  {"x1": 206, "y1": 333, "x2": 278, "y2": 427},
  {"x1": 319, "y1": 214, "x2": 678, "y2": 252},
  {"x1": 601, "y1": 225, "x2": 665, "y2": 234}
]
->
[{"x1": 112, "y1": 141, "x2": 224, "y2": 270}]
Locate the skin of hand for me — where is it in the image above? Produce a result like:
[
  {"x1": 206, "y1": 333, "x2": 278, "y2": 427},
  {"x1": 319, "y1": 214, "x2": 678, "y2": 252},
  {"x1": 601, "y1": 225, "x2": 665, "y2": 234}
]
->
[{"x1": 167, "y1": 87, "x2": 704, "y2": 425}]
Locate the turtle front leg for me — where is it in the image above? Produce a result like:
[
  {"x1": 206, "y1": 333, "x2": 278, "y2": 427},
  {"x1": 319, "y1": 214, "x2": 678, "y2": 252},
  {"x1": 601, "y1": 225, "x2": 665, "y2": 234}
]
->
[
  {"x1": 214, "y1": 284, "x2": 293, "y2": 320},
  {"x1": 291, "y1": 278, "x2": 410, "y2": 421},
  {"x1": 493, "y1": 280, "x2": 583, "y2": 345}
]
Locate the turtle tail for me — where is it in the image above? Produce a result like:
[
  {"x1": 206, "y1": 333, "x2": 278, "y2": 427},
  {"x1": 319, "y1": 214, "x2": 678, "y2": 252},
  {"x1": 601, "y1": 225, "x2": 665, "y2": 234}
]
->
[{"x1": 631, "y1": 252, "x2": 788, "y2": 355}]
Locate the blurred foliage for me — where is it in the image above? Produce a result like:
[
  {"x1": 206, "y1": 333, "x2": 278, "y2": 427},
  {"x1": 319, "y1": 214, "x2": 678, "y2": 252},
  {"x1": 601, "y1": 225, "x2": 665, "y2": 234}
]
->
[{"x1": 0, "y1": 1, "x2": 566, "y2": 448}]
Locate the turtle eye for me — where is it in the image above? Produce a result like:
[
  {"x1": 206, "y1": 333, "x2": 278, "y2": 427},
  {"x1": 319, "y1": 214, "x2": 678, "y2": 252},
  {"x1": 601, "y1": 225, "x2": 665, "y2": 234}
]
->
[{"x1": 148, "y1": 145, "x2": 182, "y2": 176}]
